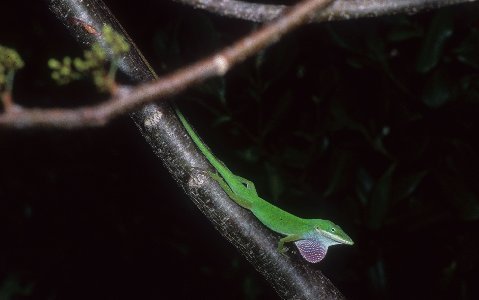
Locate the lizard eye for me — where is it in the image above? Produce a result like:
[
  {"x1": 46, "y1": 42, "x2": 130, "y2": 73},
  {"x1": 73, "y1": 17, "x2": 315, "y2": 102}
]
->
[{"x1": 331, "y1": 227, "x2": 336, "y2": 232}]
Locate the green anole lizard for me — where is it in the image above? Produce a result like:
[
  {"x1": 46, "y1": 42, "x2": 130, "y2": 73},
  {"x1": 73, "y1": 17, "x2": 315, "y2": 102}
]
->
[{"x1": 176, "y1": 108, "x2": 354, "y2": 263}]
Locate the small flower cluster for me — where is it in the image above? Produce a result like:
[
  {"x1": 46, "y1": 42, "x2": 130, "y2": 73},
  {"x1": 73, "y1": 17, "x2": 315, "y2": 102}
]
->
[
  {"x1": 0, "y1": 45, "x2": 24, "y2": 91},
  {"x1": 48, "y1": 25, "x2": 130, "y2": 92}
]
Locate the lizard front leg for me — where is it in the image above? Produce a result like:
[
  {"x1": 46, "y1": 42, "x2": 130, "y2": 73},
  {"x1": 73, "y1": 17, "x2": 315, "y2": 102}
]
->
[{"x1": 278, "y1": 234, "x2": 301, "y2": 253}]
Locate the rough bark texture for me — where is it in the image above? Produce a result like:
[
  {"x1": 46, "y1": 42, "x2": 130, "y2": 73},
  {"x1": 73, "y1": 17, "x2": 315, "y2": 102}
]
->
[{"x1": 173, "y1": 0, "x2": 477, "y2": 22}]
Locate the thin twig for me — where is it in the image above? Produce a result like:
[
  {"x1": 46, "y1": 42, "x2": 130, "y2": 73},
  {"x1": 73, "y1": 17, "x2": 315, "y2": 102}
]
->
[
  {"x1": 0, "y1": 0, "x2": 334, "y2": 129},
  {"x1": 173, "y1": 0, "x2": 477, "y2": 23}
]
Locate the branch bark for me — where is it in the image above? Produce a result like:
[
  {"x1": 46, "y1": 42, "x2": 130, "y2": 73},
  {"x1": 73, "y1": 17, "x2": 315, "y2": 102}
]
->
[
  {"x1": 45, "y1": 0, "x2": 345, "y2": 299},
  {"x1": 173, "y1": 0, "x2": 477, "y2": 22}
]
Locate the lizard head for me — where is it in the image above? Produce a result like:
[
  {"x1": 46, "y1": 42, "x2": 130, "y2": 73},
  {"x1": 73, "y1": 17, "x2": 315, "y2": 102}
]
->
[
  {"x1": 309, "y1": 219, "x2": 354, "y2": 246},
  {"x1": 294, "y1": 219, "x2": 353, "y2": 263}
]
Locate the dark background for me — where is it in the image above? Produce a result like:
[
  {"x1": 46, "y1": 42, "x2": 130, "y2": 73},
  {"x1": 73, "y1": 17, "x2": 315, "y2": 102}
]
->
[{"x1": 1, "y1": 1, "x2": 479, "y2": 299}]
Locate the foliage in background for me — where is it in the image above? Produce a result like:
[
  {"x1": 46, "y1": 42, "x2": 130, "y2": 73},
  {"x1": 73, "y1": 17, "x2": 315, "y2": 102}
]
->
[
  {"x1": 48, "y1": 25, "x2": 129, "y2": 92},
  {"x1": 161, "y1": 7, "x2": 479, "y2": 299},
  {"x1": 1, "y1": 3, "x2": 479, "y2": 300}
]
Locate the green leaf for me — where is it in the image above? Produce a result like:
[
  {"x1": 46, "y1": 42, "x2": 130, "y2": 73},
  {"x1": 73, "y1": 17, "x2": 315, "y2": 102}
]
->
[
  {"x1": 421, "y1": 69, "x2": 453, "y2": 108},
  {"x1": 265, "y1": 163, "x2": 284, "y2": 202},
  {"x1": 416, "y1": 11, "x2": 453, "y2": 73},
  {"x1": 211, "y1": 114, "x2": 232, "y2": 127},
  {"x1": 367, "y1": 164, "x2": 396, "y2": 230},
  {"x1": 391, "y1": 170, "x2": 428, "y2": 204},
  {"x1": 356, "y1": 167, "x2": 374, "y2": 200},
  {"x1": 235, "y1": 146, "x2": 260, "y2": 164},
  {"x1": 366, "y1": 34, "x2": 387, "y2": 63},
  {"x1": 195, "y1": 78, "x2": 226, "y2": 105},
  {"x1": 454, "y1": 28, "x2": 479, "y2": 69},
  {"x1": 436, "y1": 171, "x2": 479, "y2": 221},
  {"x1": 387, "y1": 17, "x2": 423, "y2": 42},
  {"x1": 280, "y1": 147, "x2": 309, "y2": 169},
  {"x1": 323, "y1": 150, "x2": 352, "y2": 198}
]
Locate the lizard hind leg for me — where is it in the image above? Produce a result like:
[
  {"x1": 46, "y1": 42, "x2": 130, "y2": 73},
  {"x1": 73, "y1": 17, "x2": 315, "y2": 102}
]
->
[
  {"x1": 207, "y1": 171, "x2": 253, "y2": 209},
  {"x1": 217, "y1": 159, "x2": 258, "y2": 196},
  {"x1": 235, "y1": 175, "x2": 258, "y2": 195}
]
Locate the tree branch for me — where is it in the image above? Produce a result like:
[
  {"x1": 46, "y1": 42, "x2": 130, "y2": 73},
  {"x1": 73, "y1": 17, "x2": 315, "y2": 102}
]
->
[
  {"x1": 1, "y1": 0, "x2": 333, "y2": 129},
  {"x1": 173, "y1": 0, "x2": 478, "y2": 22},
  {"x1": 43, "y1": 0, "x2": 346, "y2": 299},
  {"x1": 3, "y1": 0, "x2": 473, "y2": 129}
]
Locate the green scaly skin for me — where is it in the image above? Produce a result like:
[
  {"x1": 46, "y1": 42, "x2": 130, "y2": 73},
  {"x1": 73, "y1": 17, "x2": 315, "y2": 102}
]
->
[{"x1": 176, "y1": 107, "x2": 353, "y2": 263}]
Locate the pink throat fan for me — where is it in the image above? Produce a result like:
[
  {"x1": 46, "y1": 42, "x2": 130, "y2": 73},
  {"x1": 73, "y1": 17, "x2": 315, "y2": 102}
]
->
[{"x1": 294, "y1": 240, "x2": 327, "y2": 263}]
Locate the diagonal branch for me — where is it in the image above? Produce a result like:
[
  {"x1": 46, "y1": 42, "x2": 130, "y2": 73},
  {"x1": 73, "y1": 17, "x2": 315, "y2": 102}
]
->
[
  {"x1": 1, "y1": 0, "x2": 334, "y2": 129},
  {"x1": 44, "y1": 0, "x2": 346, "y2": 299},
  {"x1": 173, "y1": 0, "x2": 478, "y2": 23}
]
